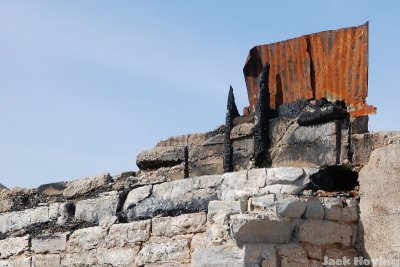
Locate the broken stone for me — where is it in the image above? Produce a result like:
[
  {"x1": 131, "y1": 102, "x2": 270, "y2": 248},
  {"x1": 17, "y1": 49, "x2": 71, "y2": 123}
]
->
[
  {"x1": 66, "y1": 226, "x2": 106, "y2": 253},
  {"x1": 305, "y1": 197, "x2": 324, "y2": 220},
  {"x1": 63, "y1": 172, "x2": 112, "y2": 198},
  {"x1": 322, "y1": 197, "x2": 343, "y2": 221},
  {"x1": 136, "y1": 145, "x2": 186, "y2": 170},
  {"x1": 244, "y1": 244, "x2": 277, "y2": 267},
  {"x1": 219, "y1": 170, "x2": 265, "y2": 200},
  {"x1": 37, "y1": 182, "x2": 66, "y2": 196},
  {"x1": 230, "y1": 214, "x2": 293, "y2": 245},
  {"x1": 74, "y1": 191, "x2": 120, "y2": 225},
  {"x1": 152, "y1": 212, "x2": 206, "y2": 237},
  {"x1": 299, "y1": 220, "x2": 352, "y2": 246},
  {"x1": 135, "y1": 237, "x2": 191, "y2": 266},
  {"x1": 230, "y1": 123, "x2": 254, "y2": 140},
  {"x1": 32, "y1": 254, "x2": 61, "y2": 267},
  {"x1": 278, "y1": 99, "x2": 309, "y2": 119},
  {"x1": 123, "y1": 185, "x2": 152, "y2": 211},
  {"x1": 125, "y1": 175, "x2": 220, "y2": 221},
  {"x1": 31, "y1": 232, "x2": 69, "y2": 254},
  {"x1": 188, "y1": 138, "x2": 224, "y2": 177},
  {"x1": 275, "y1": 196, "x2": 306, "y2": 218},
  {"x1": 232, "y1": 136, "x2": 255, "y2": 171},
  {"x1": 106, "y1": 220, "x2": 150, "y2": 247},
  {"x1": 0, "y1": 235, "x2": 29, "y2": 259},
  {"x1": 192, "y1": 245, "x2": 244, "y2": 267},
  {"x1": 137, "y1": 163, "x2": 185, "y2": 181},
  {"x1": 297, "y1": 99, "x2": 348, "y2": 126}
]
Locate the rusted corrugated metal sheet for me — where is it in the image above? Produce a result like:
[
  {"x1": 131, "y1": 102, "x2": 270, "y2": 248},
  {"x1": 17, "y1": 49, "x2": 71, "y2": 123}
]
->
[{"x1": 243, "y1": 22, "x2": 376, "y2": 117}]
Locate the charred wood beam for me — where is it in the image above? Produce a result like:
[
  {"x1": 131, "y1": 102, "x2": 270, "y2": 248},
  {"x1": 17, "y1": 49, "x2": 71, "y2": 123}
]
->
[
  {"x1": 224, "y1": 86, "x2": 240, "y2": 173},
  {"x1": 254, "y1": 64, "x2": 271, "y2": 167}
]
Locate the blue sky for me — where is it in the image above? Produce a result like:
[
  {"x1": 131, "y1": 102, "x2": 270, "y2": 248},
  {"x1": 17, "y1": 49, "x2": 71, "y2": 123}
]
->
[{"x1": 1, "y1": 1, "x2": 399, "y2": 188}]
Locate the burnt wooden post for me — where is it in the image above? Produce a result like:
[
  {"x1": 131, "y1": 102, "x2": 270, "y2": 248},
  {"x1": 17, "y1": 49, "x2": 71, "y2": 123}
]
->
[
  {"x1": 254, "y1": 64, "x2": 271, "y2": 167},
  {"x1": 224, "y1": 86, "x2": 240, "y2": 173}
]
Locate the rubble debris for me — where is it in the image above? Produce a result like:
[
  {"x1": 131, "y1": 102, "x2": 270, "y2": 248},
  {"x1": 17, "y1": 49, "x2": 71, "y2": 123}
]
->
[
  {"x1": 297, "y1": 98, "x2": 348, "y2": 126},
  {"x1": 224, "y1": 86, "x2": 240, "y2": 172}
]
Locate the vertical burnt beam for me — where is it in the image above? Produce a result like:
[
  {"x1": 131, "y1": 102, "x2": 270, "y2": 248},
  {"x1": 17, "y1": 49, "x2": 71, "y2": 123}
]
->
[
  {"x1": 254, "y1": 64, "x2": 271, "y2": 167},
  {"x1": 224, "y1": 86, "x2": 240, "y2": 173}
]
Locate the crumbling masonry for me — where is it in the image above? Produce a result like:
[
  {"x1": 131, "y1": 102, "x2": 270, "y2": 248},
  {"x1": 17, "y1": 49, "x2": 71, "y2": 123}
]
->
[{"x1": 0, "y1": 23, "x2": 399, "y2": 267}]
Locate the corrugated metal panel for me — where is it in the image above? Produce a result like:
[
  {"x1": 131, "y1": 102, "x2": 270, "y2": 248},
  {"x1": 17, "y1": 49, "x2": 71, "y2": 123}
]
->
[{"x1": 243, "y1": 23, "x2": 376, "y2": 117}]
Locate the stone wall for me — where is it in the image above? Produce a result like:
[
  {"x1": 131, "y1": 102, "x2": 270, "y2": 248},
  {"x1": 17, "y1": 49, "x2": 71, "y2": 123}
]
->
[{"x1": 0, "y1": 166, "x2": 362, "y2": 266}]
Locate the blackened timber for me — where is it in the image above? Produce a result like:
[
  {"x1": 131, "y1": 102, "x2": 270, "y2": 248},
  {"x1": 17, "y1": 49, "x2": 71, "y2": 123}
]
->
[
  {"x1": 224, "y1": 86, "x2": 240, "y2": 172},
  {"x1": 254, "y1": 64, "x2": 271, "y2": 167}
]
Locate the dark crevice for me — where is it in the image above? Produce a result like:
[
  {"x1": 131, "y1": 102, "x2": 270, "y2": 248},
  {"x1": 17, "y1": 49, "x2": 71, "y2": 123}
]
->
[
  {"x1": 184, "y1": 145, "x2": 189, "y2": 178},
  {"x1": 308, "y1": 166, "x2": 359, "y2": 192},
  {"x1": 306, "y1": 36, "x2": 316, "y2": 99}
]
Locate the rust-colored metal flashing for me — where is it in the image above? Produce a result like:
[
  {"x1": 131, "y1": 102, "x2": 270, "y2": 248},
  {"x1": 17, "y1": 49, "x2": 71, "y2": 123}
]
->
[{"x1": 243, "y1": 22, "x2": 376, "y2": 117}]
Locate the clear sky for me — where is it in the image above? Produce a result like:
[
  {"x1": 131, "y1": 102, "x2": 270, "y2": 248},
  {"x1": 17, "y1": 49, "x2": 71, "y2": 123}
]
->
[{"x1": 1, "y1": 1, "x2": 399, "y2": 188}]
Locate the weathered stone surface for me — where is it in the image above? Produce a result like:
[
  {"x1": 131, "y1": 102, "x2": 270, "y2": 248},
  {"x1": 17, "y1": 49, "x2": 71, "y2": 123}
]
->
[
  {"x1": 324, "y1": 248, "x2": 357, "y2": 266},
  {"x1": 74, "y1": 191, "x2": 120, "y2": 226},
  {"x1": 63, "y1": 172, "x2": 112, "y2": 198},
  {"x1": 62, "y1": 251, "x2": 98, "y2": 267},
  {"x1": 123, "y1": 185, "x2": 152, "y2": 211},
  {"x1": 192, "y1": 245, "x2": 244, "y2": 267},
  {"x1": 0, "y1": 188, "x2": 37, "y2": 213},
  {"x1": 342, "y1": 199, "x2": 359, "y2": 223},
  {"x1": 350, "y1": 116, "x2": 368, "y2": 134},
  {"x1": 106, "y1": 220, "x2": 150, "y2": 247},
  {"x1": 135, "y1": 238, "x2": 191, "y2": 266},
  {"x1": 188, "y1": 140, "x2": 224, "y2": 177},
  {"x1": 220, "y1": 169, "x2": 266, "y2": 200},
  {"x1": 359, "y1": 144, "x2": 400, "y2": 259},
  {"x1": 96, "y1": 248, "x2": 136, "y2": 266},
  {"x1": 190, "y1": 233, "x2": 207, "y2": 252},
  {"x1": 275, "y1": 196, "x2": 306, "y2": 218},
  {"x1": 66, "y1": 226, "x2": 106, "y2": 253},
  {"x1": 37, "y1": 182, "x2": 66, "y2": 196},
  {"x1": 136, "y1": 145, "x2": 186, "y2": 170},
  {"x1": 322, "y1": 197, "x2": 343, "y2": 221},
  {"x1": 305, "y1": 197, "x2": 324, "y2": 220},
  {"x1": 32, "y1": 255, "x2": 61, "y2": 267},
  {"x1": 299, "y1": 220, "x2": 353, "y2": 246},
  {"x1": 250, "y1": 194, "x2": 276, "y2": 211},
  {"x1": 270, "y1": 121, "x2": 345, "y2": 167},
  {"x1": 277, "y1": 243, "x2": 308, "y2": 259},
  {"x1": 31, "y1": 232, "x2": 69, "y2": 253},
  {"x1": 244, "y1": 244, "x2": 277, "y2": 267},
  {"x1": 126, "y1": 175, "x2": 220, "y2": 221},
  {"x1": 137, "y1": 163, "x2": 185, "y2": 181},
  {"x1": 2, "y1": 256, "x2": 31, "y2": 267},
  {"x1": 232, "y1": 136, "x2": 254, "y2": 171},
  {"x1": 351, "y1": 131, "x2": 400, "y2": 170},
  {"x1": 152, "y1": 212, "x2": 206, "y2": 237},
  {"x1": 0, "y1": 204, "x2": 59, "y2": 234},
  {"x1": 0, "y1": 235, "x2": 29, "y2": 259},
  {"x1": 264, "y1": 168, "x2": 318, "y2": 195},
  {"x1": 303, "y1": 244, "x2": 323, "y2": 260},
  {"x1": 230, "y1": 123, "x2": 254, "y2": 140},
  {"x1": 230, "y1": 214, "x2": 293, "y2": 244}
]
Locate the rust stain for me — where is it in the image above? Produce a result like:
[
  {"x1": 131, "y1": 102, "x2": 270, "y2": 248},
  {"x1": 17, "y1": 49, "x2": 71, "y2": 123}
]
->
[{"x1": 243, "y1": 22, "x2": 376, "y2": 117}]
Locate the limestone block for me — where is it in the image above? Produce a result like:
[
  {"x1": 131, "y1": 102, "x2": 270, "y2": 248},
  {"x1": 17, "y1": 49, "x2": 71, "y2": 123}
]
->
[
  {"x1": 152, "y1": 212, "x2": 206, "y2": 237},
  {"x1": 96, "y1": 248, "x2": 136, "y2": 266},
  {"x1": 106, "y1": 220, "x2": 150, "y2": 247},
  {"x1": 5, "y1": 257, "x2": 31, "y2": 267},
  {"x1": 302, "y1": 244, "x2": 323, "y2": 260},
  {"x1": 137, "y1": 163, "x2": 185, "y2": 181},
  {"x1": 207, "y1": 200, "x2": 247, "y2": 222},
  {"x1": 270, "y1": 121, "x2": 344, "y2": 167},
  {"x1": 275, "y1": 196, "x2": 306, "y2": 218},
  {"x1": 37, "y1": 182, "x2": 66, "y2": 196},
  {"x1": 62, "y1": 250, "x2": 98, "y2": 267},
  {"x1": 32, "y1": 255, "x2": 61, "y2": 267},
  {"x1": 244, "y1": 244, "x2": 277, "y2": 267},
  {"x1": 230, "y1": 214, "x2": 293, "y2": 245},
  {"x1": 190, "y1": 233, "x2": 207, "y2": 252},
  {"x1": 188, "y1": 136, "x2": 224, "y2": 177},
  {"x1": 277, "y1": 243, "x2": 308, "y2": 259},
  {"x1": 220, "y1": 169, "x2": 266, "y2": 200},
  {"x1": 191, "y1": 245, "x2": 244, "y2": 267},
  {"x1": 63, "y1": 172, "x2": 112, "y2": 198},
  {"x1": 342, "y1": 199, "x2": 359, "y2": 223},
  {"x1": 358, "y1": 145, "x2": 400, "y2": 259},
  {"x1": 305, "y1": 197, "x2": 324, "y2": 220},
  {"x1": 126, "y1": 175, "x2": 221, "y2": 221},
  {"x1": 322, "y1": 197, "x2": 343, "y2": 221},
  {"x1": 230, "y1": 123, "x2": 254, "y2": 139},
  {"x1": 299, "y1": 220, "x2": 353, "y2": 246},
  {"x1": 280, "y1": 257, "x2": 319, "y2": 267},
  {"x1": 0, "y1": 206, "x2": 52, "y2": 234},
  {"x1": 74, "y1": 191, "x2": 120, "y2": 226},
  {"x1": 31, "y1": 232, "x2": 69, "y2": 253},
  {"x1": 351, "y1": 132, "x2": 400, "y2": 170},
  {"x1": 250, "y1": 194, "x2": 276, "y2": 211},
  {"x1": 136, "y1": 145, "x2": 186, "y2": 170},
  {"x1": 0, "y1": 235, "x2": 29, "y2": 259},
  {"x1": 135, "y1": 238, "x2": 191, "y2": 266},
  {"x1": 123, "y1": 185, "x2": 152, "y2": 211},
  {"x1": 66, "y1": 226, "x2": 106, "y2": 253}
]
